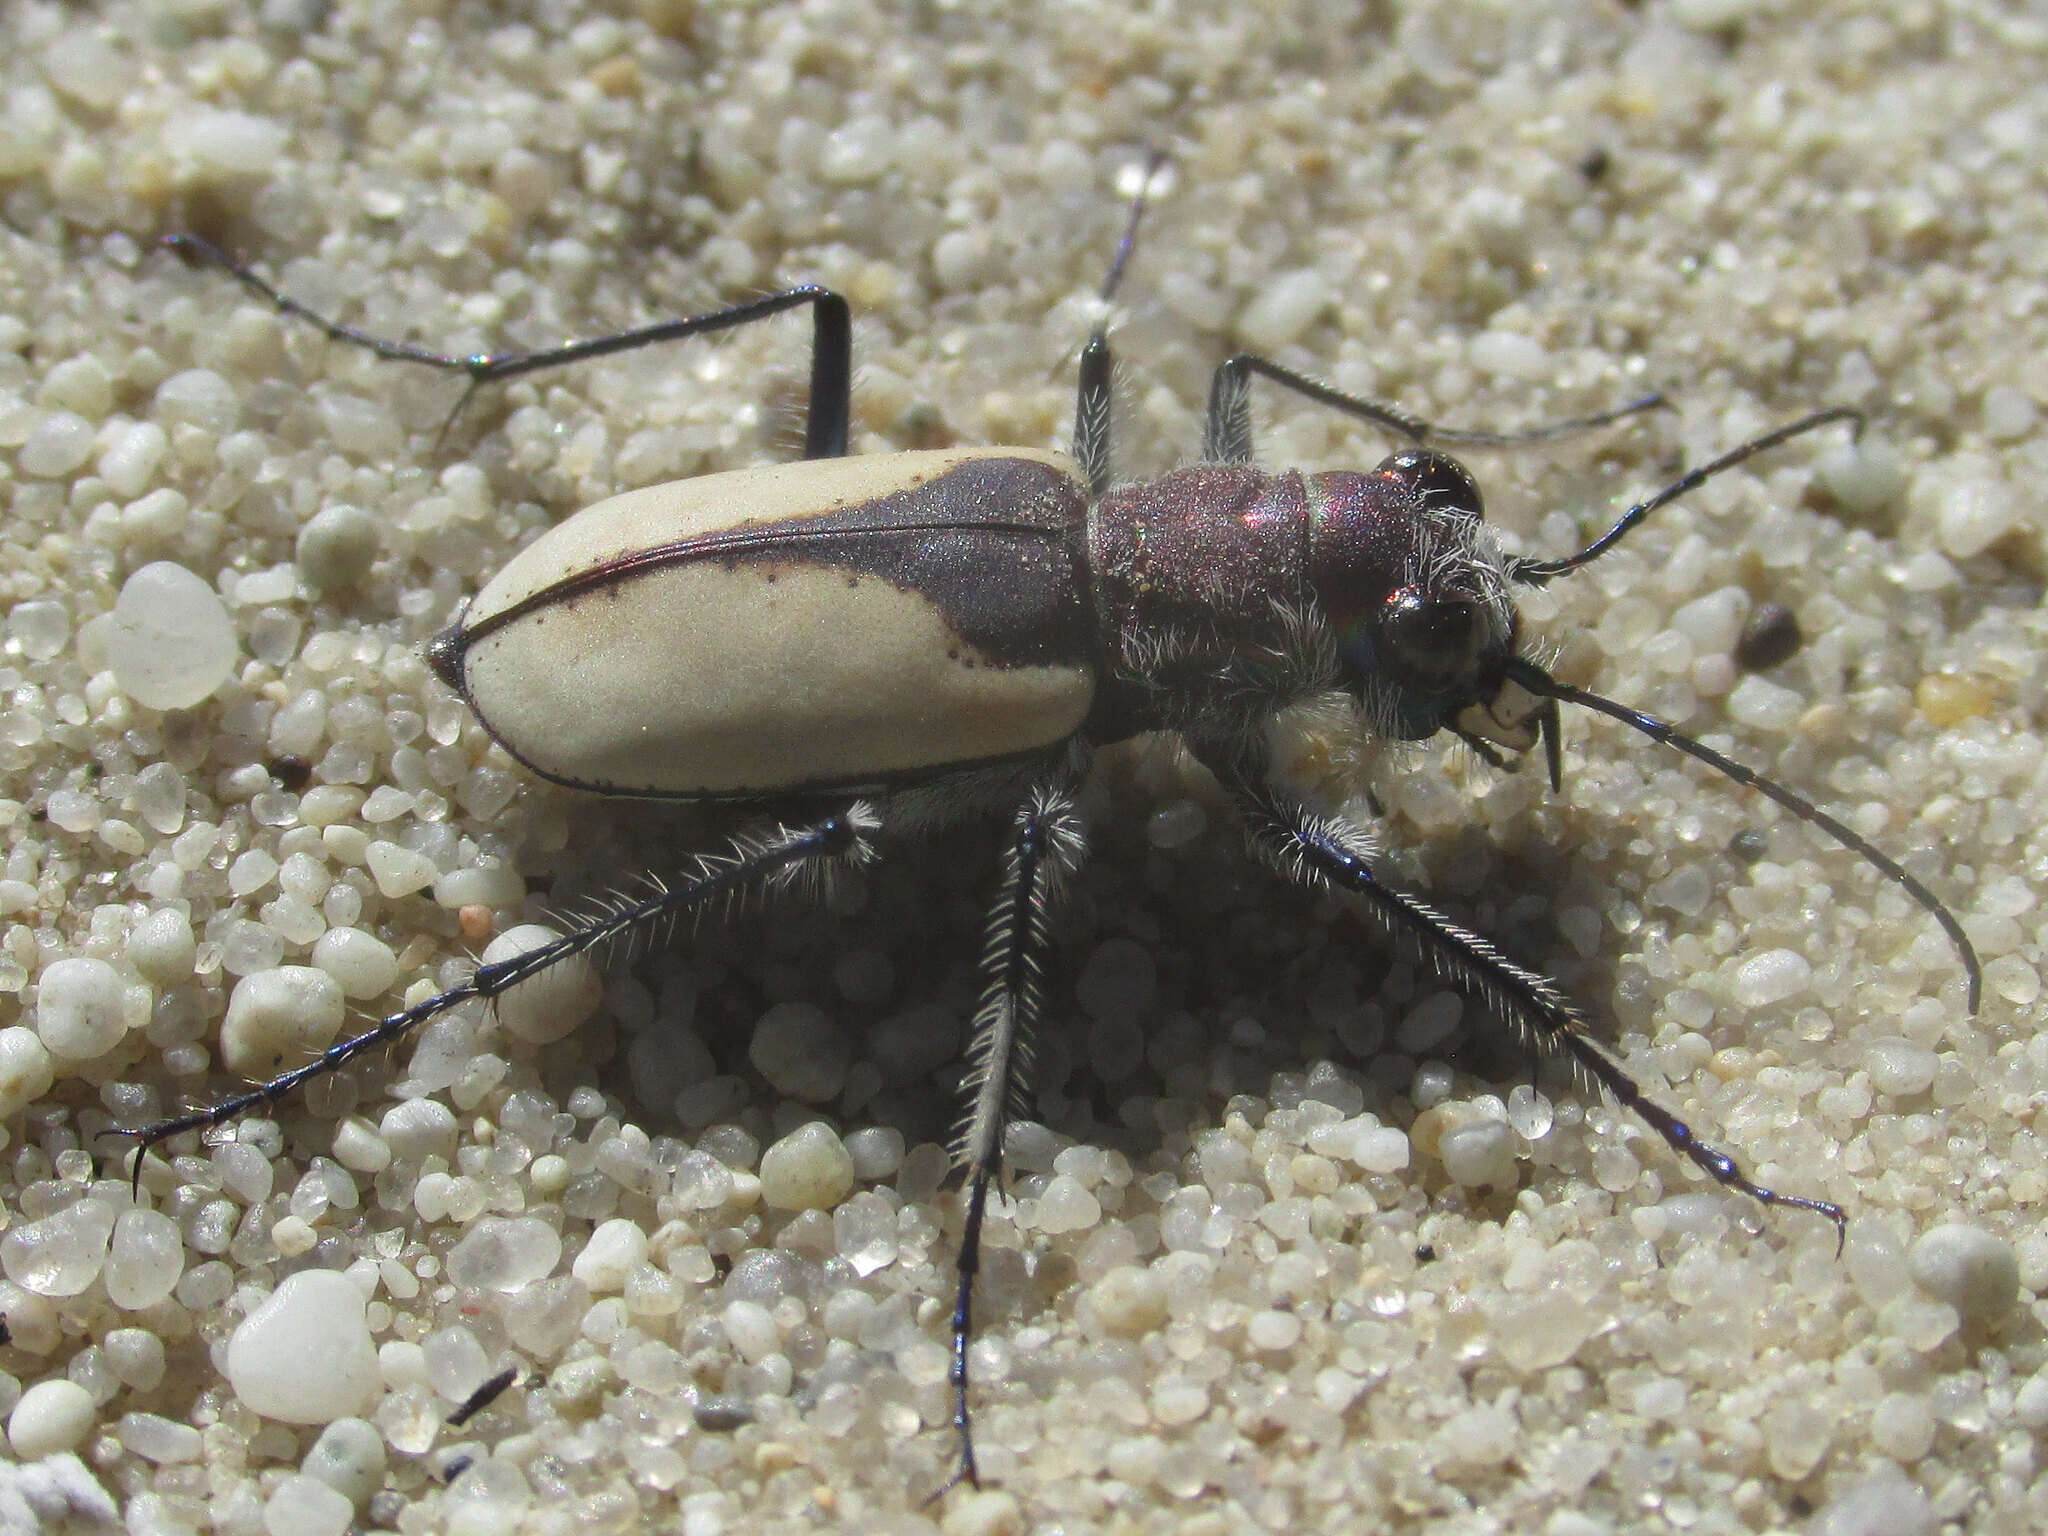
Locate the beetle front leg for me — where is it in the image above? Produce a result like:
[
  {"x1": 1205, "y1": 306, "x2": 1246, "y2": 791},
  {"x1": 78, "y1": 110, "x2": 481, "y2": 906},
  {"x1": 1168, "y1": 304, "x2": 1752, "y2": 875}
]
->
[
  {"x1": 1200, "y1": 350, "x2": 1665, "y2": 465},
  {"x1": 1195, "y1": 747, "x2": 1848, "y2": 1251},
  {"x1": 112, "y1": 804, "x2": 879, "y2": 1190},
  {"x1": 940, "y1": 785, "x2": 1087, "y2": 1494}
]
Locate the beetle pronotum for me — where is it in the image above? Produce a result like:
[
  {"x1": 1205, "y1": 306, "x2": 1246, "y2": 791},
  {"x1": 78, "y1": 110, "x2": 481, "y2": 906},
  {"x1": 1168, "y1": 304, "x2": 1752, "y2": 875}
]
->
[{"x1": 130, "y1": 163, "x2": 1979, "y2": 1491}]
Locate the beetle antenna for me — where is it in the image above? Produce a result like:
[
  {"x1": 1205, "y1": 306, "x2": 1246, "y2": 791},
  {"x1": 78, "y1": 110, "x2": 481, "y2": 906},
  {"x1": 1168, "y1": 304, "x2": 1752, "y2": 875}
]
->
[
  {"x1": 1510, "y1": 407, "x2": 1863, "y2": 585},
  {"x1": 1099, "y1": 146, "x2": 1170, "y2": 308},
  {"x1": 1502, "y1": 656, "x2": 1981, "y2": 1013}
]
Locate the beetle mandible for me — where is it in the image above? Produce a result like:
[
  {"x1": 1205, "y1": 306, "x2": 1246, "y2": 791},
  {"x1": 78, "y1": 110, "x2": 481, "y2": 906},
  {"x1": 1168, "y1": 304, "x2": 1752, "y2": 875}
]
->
[{"x1": 137, "y1": 159, "x2": 1980, "y2": 1490}]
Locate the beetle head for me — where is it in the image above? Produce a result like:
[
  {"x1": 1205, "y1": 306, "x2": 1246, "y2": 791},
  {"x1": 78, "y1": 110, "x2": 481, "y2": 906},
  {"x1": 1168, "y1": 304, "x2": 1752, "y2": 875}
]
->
[{"x1": 1309, "y1": 449, "x2": 1532, "y2": 742}]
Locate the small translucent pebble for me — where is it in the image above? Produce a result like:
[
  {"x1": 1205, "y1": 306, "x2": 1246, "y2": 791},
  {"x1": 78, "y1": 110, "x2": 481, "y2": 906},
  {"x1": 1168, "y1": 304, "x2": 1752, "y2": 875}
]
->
[
  {"x1": 221, "y1": 966, "x2": 345, "y2": 1077},
  {"x1": 0, "y1": 1026, "x2": 55, "y2": 1116},
  {"x1": 226, "y1": 1270, "x2": 380, "y2": 1423},
  {"x1": 749, "y1": 1001, "x2": 848, "y2": 1102},
  {"x1": 485, "y1": 925, "x2": 599, "y2": 1044},
  {"x1": 105, "y1": 1208, "x2": 184, "y2": 1310},
  {"x1": 129, "y1": 909, "x2": 197, "y2": 985},
  {"x1": 1, "y1": 1197, "x2": 115, "y2": 1296},
  {"x1": 1031, "y1": 1174, "x2": 1100, "y2": 1234},
  {"x1": 117, "y1": 1411, "x2": 201, "y2": 1464},
  {"x1": 34, "y1": 957, "x2": 128, "y2": 1060},
  {"x1": 1866, "y1": 1037, "x2": 1939, "y2": 1098},
  {"x1": 1731, "y1": 948, "x2": 1811, "y2": 1007},
  {"x1": 302, "y1": 1417, "x2": 387, "y2": 1509},
  {"x1": 310, "y1": 928, "x2": 399, "y2": 1000},
  {"x1": 1439, "y1": 1117, "x2": 1518, "y2": 1189},
  {"x1": 7, "y1": 1379, "x2": 96, "y2": 1457},
  {"x1": 571, "y1": 1218, "x2": 648, "y2": 1293},
  {"x1": 1907, "y1": 1223, "x2": 2018, "y2": 1325},
  {"x1": 942, "y1": 1489, "x2": 1025, "y2": 1536},
  {"x1": 758, "y1": 1123, "x2": 855, "y2": 1211},
  {"x1": 1089, "y1": 1265, "x2": 1168, "y2": 1335},
  {"x1": 107, "y1": 562, "x2": 239, "y2": 710},
  {"x1": 445, "y1": 1217, "x2": 561, "y2": 1292},
  {"x1": 264, "y1": 1473, "x2": 353, "y2": 1536},
  {"x1": 295, "y1": 504, "x2": 380, "y2": 592}
]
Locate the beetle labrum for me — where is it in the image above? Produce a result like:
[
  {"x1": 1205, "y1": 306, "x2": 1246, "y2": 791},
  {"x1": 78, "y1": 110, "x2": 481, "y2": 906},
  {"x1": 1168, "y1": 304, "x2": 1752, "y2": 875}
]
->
[{"x1": 136, "y1": 169, "x2": 1981, "y2": 1490}]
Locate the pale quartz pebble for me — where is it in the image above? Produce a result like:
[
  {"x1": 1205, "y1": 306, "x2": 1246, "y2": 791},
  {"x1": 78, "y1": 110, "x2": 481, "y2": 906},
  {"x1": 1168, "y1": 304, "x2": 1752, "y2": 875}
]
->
[
  {"x1": 365, "y1": 841, "x2": 437, "y2": 897},
  {"x1": 221, "y1": 966, "x2": 345, "y2": 1077},
  {"x1": 330, "y1": 1117, "x2": 390, "y2": 1174},
  {"x1": 105, "y1": 1208, "x2": 183, "y2": 1310},
  {"x1": 310, "y1": 927, "x2": 399, "y2": 1000},
  {"x1": 942, "y1": 1490, "x2": 1024, "y2": 1536},
  {"x1": 1489, "y1": 1293, "x2": 1593, "y2": 1372},
  {"x1": 1439, "y1": 1117, "x2": 1518, "y2": 1189},
  {"x1": 1723, "y1": 675, "x2": 1804, "y2": 732},
  {"x1": 107, "y1": 562, "x2": 238, "y2": 710},
  {"x1": 1235, "y1": 268, "x2": 1329, "y2": 352},
  {"x1": 1870, "y1": 1391, "x2": 1935, "y2": 1461},
  {"x1": 34, "y1": 956, "x2": 127, "y2": 1060},
  {"x1": 1807, "y1": 1468, "x2": 1936, "y2": 1536},
  {"x1": 18, "y1": 410, "x2": 94, "y2": 476},
  {"x1": 7, "y1": 1379, "x2": 95, "y2": 1457},
  {"x1": 263, "y1": 1473, "x2": 353, "y2": 1536},
  {"x1": 1351, "y1": 1126, "x2": 1411, "y2": 1173},
  {"x1": 116, "y1": 1411, "x2": 201, "y2": 1464},
  {"x1": 103, "y1": 1329, "x2": 165, "y2": 1391},
  {"x1": 1, "y1": 1198, "x2": 114, "y2": 1296},
  {"x1": 129, "y1": 908, "x2": 197, "y2": 985},
  {"x1": 571, "y1": 1218, "x2": 649, "y2": 1293},
  {"x1": 445, "y1": 1217, "x2": 561, "y2": 1291},
  {"x1": 0, "y1": 1026, "x2": 54, "y2": 1116},
  {"x1": 226, "y1": 1270, "x2": 380, "y2": 1423},
  {"x1": 1089, "y1": 1265, "x2": 1168, "y2": 1334},
  {"x1": 843, "y1": 1125, "x2": 904, "y2": 1180},
  {"x1": 164, "y1": 108, "x2": 289, "y2": 177},
  {"x1": 1031, "y1": 1174, "x2": 1101, "y2": 1234},
  {"x1": 38, "y1": 355, "x2": 113, "y2": 418},
  {"x1": 302, "y1": 1418, "x2": 387, "y2": 1509},
  {"x1": 723, "y1": 1299, "x2": 779, "y2": 1362},
  {"x1": 1866, "y1": 1037, "x2": 1938, "y2": 1098},
  {"x1": 485, "y1": 925, "x2": 599, "y2": 1044},
  {"x1": 97, "y1": 419, "x2": 167, "y2": 497},
  {"x1": 379, "y1": 1098, "x2": 458, "y2": 1162},
  {"x1": 758, "y1": 1122, "x2": 855, "y2": 1211},
  {"x1": 1907, "y1": 1223, "x2": 2018, "y2": 1324},
  {"x1": 1468, "y1": 328, "x2": 1549, "y2": 380},
  {"x1": 1981, "y1": 384, "x2": 2037, "y2": 441},
  {"x1": 295, "y1": 504, "x2": 380, "y2": 592},
  {"x1": 748, "y1": 1000, "x2": 848, "y2": 1101},
  {"x1": 1732, "y1": 948, "x2": 1811, "y2": 1007}
]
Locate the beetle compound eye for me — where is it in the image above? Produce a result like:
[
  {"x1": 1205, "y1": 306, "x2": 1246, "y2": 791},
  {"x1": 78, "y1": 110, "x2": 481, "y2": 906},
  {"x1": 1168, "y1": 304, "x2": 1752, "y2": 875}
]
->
[
  {"x1": 1379, "y1": 584, "x2": 1487, "y2": 695},
  {"x1": 1376, "y1": 449, "x2": 1485, "y2": 520}
]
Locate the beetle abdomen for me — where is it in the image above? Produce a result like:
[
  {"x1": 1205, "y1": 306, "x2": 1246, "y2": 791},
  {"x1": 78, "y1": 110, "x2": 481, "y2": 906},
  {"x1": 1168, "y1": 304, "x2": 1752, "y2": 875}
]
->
[{"x1": 433, "y1": 448, "x2": 1098, "y2": 797}]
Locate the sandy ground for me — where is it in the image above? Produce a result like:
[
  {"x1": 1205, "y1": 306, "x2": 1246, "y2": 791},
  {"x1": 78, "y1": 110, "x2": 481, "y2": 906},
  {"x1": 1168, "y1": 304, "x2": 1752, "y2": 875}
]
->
[{"x1": 1, "y1": 1, "x2": 2045, "y2": 1532}]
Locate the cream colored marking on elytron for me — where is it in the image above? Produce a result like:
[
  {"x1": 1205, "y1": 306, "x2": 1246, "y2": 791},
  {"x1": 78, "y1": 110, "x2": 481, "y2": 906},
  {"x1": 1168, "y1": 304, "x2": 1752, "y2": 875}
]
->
[{"x1": 459, "y1": 448, "x2": 1094, "y2": 795}]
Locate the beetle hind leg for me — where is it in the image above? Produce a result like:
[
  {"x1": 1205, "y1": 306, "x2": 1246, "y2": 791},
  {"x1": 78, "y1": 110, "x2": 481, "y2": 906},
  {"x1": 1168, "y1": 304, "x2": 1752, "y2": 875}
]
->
[
  {"x1": 111, "y1": 804, "x2": 880, "y2": 1193},
  {"x1": 938, "y1": 784, "x2": 1087, "y2": 1495},
  {"x1": 159, "y1": 232, "x2": 852, "y2": 457}
]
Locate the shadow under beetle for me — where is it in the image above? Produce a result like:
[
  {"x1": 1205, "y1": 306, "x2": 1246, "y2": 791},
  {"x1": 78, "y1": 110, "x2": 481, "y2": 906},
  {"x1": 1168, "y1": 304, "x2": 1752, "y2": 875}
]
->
[{"x1": 133, "y1": 160, "x2": 1980, "y2": 1492}]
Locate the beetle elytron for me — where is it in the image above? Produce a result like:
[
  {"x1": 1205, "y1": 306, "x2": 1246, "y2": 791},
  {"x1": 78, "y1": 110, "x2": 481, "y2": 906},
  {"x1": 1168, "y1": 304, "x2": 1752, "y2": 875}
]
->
[{"x1": 138, "y1": 164, "x2": 1979, "y2": 1489}]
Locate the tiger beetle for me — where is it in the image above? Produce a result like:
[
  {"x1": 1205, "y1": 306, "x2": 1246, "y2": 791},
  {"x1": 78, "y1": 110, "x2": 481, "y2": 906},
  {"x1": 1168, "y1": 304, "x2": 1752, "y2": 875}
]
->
[{"x1": 130, "y1": 157, "x2": 1980, "y2": 1492}]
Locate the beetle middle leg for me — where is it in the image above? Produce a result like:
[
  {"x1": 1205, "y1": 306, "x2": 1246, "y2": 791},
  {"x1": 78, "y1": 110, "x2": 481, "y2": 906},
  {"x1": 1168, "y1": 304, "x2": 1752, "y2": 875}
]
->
[
  {"x1": 114, "y1": 805, "x2": 879, "y2": 1188},
  {"x1": 942, "y1": 783, "x2": 1088, "y2": 1492}
]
